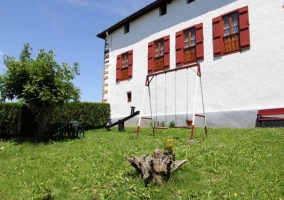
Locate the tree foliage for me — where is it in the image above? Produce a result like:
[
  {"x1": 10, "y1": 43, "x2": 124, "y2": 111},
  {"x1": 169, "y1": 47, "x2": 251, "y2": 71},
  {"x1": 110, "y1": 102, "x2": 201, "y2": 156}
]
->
[
  {"x1": 0, "y1": 43, "x2": 80, "y2": 104},
  {"x1": 0, "y1": 43, "x2": 81, "y2": 137}
]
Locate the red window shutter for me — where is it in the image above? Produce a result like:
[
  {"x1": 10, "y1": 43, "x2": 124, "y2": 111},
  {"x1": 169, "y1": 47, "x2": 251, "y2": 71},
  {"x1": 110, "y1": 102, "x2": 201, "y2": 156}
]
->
[
  {"x1": 195, "y1": 23, "x2": 204, "y2": 61},
  {"x1": 176, "y1": 31, "x2": 184, "y2": 66},
  {"x1": 116, "y1": 54, "x2": 122, "y2": 81},
  {"x1": 128, "y1": 50, "x2": 133, "y2": 78},
  {"x1": 148, "y1": 42, "x2": 155, "y2": 72},
  {"x1": 238, "y1": 6, "x2": 250, "y2": 50},
  {"x1": 163, "y1": 35, "x2": 170, "y2": 68},
  {"x1": 212, "y1": 16, "x2": 223, "y2": 56}
]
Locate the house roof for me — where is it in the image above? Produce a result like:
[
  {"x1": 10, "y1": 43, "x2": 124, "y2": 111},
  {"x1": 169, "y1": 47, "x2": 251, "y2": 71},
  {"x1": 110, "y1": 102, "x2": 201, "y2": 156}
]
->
[{"x1": 96, "y1": 0, "x2": 172, "y2": 39}]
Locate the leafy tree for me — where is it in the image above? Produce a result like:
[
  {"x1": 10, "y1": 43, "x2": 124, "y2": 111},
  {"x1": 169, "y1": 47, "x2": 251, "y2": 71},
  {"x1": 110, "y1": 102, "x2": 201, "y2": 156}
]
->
[{"x1": 0, "y1": 43, "x2": 80, "y2": 138}]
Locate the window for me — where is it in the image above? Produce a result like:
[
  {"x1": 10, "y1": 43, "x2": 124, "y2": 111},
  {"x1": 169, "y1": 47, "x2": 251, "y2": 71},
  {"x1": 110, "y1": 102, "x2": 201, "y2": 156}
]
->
[
  {"x1": 176, "y1": 23, "x2": 204, "y2": 66},
  {"x1": 124, "y1": 23, "x2": 129, "y2": 34},
  {"x1": 121, "y1": 53, "x2": 129, "y2": 79},
  {"x1": 159, "y1": 4, "x2": 167, "y2": 16},
  {"x1": 127, "y1": 92, "x2": 131, "y2": 102},
  {"x1": 184, "y1": 28, "x2": 196, "y2": 63},
  {"x1": 148, "y1": 36, "x2": 170, "y2": 72},
  {"x1": 223, "y1": 12, "x2": 239, "y2": 53},
  {"x1": 116, "y1": 50, "x2": 133, "y2": 82},
  {"x1": 213, "y1": 6, "x2": 250, "y2": 57},
  {"x1": 154, "y1": 39, "x2": 164, "y2": 71},
  {"x1": 187, "y1": 0, "x2": 195, "y2": 3}
]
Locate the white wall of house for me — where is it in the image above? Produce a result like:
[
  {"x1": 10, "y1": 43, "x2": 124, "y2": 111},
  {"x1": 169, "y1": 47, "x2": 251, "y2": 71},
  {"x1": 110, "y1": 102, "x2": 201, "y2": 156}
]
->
[{"x1": 104, "y1": 0, "x2": 284, "y2": 128}]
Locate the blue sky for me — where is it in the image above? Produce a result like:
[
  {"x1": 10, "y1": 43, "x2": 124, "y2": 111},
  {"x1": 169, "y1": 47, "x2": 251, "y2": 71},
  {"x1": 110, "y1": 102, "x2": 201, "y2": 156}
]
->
[{"x1": 0, "y1": 0, "x2": 153, "y2": 102}]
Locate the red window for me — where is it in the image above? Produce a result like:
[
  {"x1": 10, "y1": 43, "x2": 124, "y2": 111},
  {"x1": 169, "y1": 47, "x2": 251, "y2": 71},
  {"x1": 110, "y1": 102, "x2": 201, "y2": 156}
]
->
[
  {"x1": 116, "y1": 50, "x2": 133, "y2": 82},
  {"x1": 148, "y1": 36, "x2": 170, "y2": 73},
  {"x1": 213, "y1": 6, "x2": 250, "y2": 57},
  {"x1": 176, "y1": 23, "x2": 204, "y2": 66}
]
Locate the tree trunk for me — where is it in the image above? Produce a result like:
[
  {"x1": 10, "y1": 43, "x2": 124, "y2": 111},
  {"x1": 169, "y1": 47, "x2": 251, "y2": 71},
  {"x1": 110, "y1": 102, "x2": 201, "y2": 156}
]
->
[
  {"x1": 36, "y1": 102, "x2": 48, "y2": 139},
  {"x1": 126, "y1": 149, "x2": 188, "y2": 184}
]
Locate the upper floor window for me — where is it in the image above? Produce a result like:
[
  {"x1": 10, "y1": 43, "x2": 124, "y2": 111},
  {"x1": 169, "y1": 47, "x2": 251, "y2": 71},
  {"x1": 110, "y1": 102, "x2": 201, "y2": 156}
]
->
[
  {"x1": 223, "y1": 12, "x2": 239, "y2": 53},
  {"x1": 176, "y1": 23, "x2": 204, "y2": 66},
  {"x1": 154, "y1": 39, "x2": 165, "y2": 71},
  {"x1": 184, "y1": 28, "x2": 196, "y2": 63},
  {"x1": 155, "y1": 39, "x2": 164, "y2": 57},
  {"x1": 213, "y1": 6, "x2": 250, "y2": 57},
  {"x1": 148, "y1": 36, "x2": 170, "y2": 73},
  {"x1": 116, "y1": 50, "x2": 133, "y2": 82},
  {"x1": 159, "y1": 4, "x2": 167, "y2": 16},
  {"x1": 124, "y1": 23, "x2": 129, "y2": 34},
  {"x1": 122, "y1": 53, "x2": 128, "y2": 68}
]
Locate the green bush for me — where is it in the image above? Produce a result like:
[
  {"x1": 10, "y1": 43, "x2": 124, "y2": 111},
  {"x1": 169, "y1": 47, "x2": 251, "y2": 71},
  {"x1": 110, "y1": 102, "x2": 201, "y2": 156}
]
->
[
  {"x1": 0, "y1": 103, "x2": 31, "y2": 137},
  {"x1": 169, "y1": 121, "x2": 175, "y2": 128},
  {"x1": 47, "y1": 102, "x2": 110, "y2": 129},
  {"x1": 0, "y1": 102, "x2": 110, "y2": 137}
]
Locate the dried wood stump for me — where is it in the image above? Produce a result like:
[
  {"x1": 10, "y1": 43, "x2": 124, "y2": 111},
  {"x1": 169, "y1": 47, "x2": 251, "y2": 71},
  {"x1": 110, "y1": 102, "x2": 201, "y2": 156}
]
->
[{"x1": 126, "y1": 149, "x2": 188, "y2": 184}]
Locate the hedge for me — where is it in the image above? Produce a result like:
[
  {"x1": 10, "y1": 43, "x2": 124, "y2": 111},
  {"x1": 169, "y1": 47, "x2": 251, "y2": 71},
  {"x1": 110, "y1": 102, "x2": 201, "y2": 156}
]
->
[
  {"x1": 47, "y1": 102, "x2": 110, "y2": 129},
  {"x1": 0, "y1": 102, "x2": 110, "y2": 137}
]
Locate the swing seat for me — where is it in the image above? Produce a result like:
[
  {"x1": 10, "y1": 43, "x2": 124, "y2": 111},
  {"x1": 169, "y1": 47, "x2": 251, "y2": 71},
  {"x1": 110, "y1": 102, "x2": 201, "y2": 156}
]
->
[
  {"x1": 154, "y1": 126, "x2": 168, "y2": 129},
  {"x1": 174, "y1": 126, "x2": 191, "y2": 129},
  {"x1": 141, "y1": 117, "x2": 152, "y2": 120}
]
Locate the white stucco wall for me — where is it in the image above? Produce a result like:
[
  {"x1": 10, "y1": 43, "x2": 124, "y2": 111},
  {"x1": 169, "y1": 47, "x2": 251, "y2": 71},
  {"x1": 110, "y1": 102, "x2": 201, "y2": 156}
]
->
[{"x1": 104, "y1": 0, "x2": 284, "y2": 128}]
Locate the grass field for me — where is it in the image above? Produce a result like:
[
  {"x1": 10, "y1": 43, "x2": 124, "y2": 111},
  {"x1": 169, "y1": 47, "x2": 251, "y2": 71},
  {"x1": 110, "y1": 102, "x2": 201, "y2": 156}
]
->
[{"x1": 0, "y1": 127, "x2": 284, "y2": 199}]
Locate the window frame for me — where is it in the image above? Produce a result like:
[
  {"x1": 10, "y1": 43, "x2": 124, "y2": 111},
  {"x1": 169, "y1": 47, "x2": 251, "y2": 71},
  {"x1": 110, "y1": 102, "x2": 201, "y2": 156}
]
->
[
  {"x1": 223, "y1": 12, "x2": 240, "y2": 53},
  {"x1": 176, "y1": 23, "x2": 204, "y2": 66},
  {"x1": 183, "y1": 27, "x2": 197, "y2": 63},
  {"x1": 155, "y1": 39, "x2": 164, "y2": 57},
  {"x1": 148, "y1": 35, "x2": 170, "y2": 73},
  {"x1": 116, "y1": 50, "x2": 133, "y2": 82},
  {"x1": 212, "y1": 6, "x2": 250, "y2": 57}
]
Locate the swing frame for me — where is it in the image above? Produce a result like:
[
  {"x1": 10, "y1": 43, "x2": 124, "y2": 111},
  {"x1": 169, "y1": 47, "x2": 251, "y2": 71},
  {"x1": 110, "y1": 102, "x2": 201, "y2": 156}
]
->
[{"x1": 136, "y1": 63, "x2": 207, "y2": 140}]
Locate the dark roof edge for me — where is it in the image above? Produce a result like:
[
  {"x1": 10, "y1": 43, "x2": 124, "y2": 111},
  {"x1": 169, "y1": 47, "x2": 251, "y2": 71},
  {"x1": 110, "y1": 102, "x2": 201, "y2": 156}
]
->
[{"x1": 96, "y1": 0, "x2": 172, "y2": 39}]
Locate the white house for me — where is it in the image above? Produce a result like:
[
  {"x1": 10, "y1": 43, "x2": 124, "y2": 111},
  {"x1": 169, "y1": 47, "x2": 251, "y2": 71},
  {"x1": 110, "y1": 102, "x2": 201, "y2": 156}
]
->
[{"x1": 97, "y1": 0, "x2": 284, "y2": 128}]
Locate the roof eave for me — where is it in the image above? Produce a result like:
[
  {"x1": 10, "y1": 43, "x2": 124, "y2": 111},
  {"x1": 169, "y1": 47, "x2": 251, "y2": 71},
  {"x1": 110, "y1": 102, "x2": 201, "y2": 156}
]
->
[{"x1": 96, "y1": 0, "x2": 172, "y2": 39}]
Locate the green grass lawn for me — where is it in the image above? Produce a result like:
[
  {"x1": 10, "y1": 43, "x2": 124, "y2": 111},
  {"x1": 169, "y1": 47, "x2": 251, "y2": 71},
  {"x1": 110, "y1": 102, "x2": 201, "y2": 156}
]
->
[{"x1": 0, "y1": 127, "x2": 284, "y2": 199}]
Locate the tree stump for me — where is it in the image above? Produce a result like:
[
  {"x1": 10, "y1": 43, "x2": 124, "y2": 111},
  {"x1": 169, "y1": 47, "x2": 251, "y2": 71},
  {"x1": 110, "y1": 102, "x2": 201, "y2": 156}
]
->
[{"x1": 126, "y1": 149, "x2": 188, "y2": 184}]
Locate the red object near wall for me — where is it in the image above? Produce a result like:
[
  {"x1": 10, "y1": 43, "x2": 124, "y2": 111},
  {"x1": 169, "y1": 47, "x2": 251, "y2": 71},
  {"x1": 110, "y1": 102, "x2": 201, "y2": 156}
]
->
[
  {"x1": 195, "y1": 23, "x2": 204, "y2": 60},
  {"x1": 175, "y1": 31, "x2": 184, "y2": 66},
  {"x1": 212, "y1": 16, "x2": 223, "y2": 56},
  {"x1": 116, "y1": 54, "x2": 122, "y2": 81},
  {"x1": 148, "y1": 41, "x2": 155, "y2": 72},
  {"x1": 238, "y1": 6, "x2": 250, "y2": 50},
  {"x1": 163, "y1": 35, "x2": 170, "y2": 68},
  {"x1": 128, "y1": 50, "x2": 133, "y2": 78}
]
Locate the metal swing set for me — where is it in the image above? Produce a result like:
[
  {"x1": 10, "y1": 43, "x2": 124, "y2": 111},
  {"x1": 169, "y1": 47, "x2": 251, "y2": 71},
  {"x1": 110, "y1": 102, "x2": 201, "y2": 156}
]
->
[{"x1": 136, "y1": 63, "x2": 207, "y2": 140}]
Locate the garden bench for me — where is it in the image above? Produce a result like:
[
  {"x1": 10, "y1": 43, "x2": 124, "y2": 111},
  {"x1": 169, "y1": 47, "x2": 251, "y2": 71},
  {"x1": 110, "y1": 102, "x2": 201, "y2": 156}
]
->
[{"x1": 256, "y1": 108, "x2": 284, "y2": 127}]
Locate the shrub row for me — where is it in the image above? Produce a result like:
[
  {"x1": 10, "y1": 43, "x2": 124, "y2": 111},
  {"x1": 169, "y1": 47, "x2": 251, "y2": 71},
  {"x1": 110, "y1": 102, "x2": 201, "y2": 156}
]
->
[
  {"x1": 47, "y1": 102, "x2": 110, "y2": 129},
  {"x1": 0, "y1": 103, "x2": 24, "y2": 137},
  {"x1": 0, "y1": 102, "x2": 110, "y2": 137}
]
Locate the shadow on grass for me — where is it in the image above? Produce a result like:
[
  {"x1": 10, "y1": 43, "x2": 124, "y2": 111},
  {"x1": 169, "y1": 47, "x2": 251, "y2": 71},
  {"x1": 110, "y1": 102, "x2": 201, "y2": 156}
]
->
[{"x1": 0, "y1": 134, "x2": 80, "y2": 145}]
